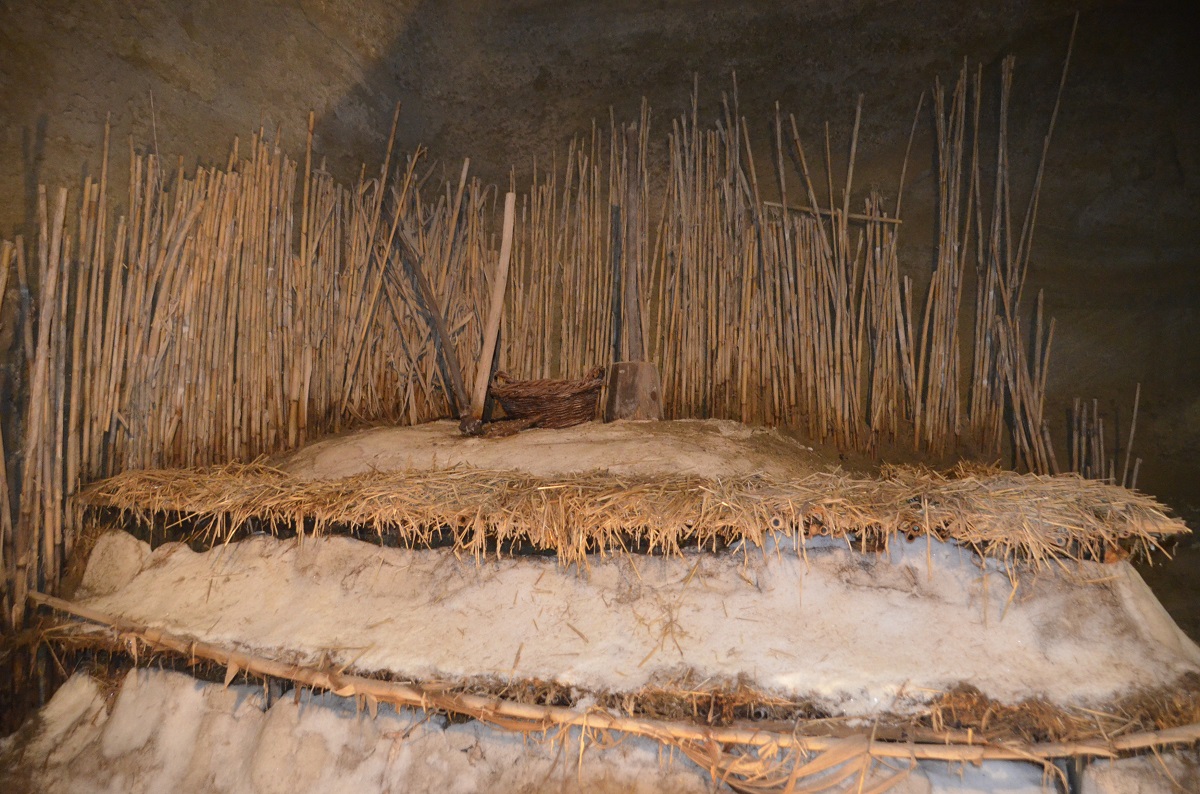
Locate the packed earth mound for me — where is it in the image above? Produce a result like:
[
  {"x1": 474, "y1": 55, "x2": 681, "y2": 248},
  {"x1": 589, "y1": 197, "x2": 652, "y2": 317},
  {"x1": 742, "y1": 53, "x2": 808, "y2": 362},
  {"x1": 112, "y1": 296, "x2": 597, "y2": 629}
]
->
[{"x1": 277, "y1": 419, "x2": 826, "y2": 481}]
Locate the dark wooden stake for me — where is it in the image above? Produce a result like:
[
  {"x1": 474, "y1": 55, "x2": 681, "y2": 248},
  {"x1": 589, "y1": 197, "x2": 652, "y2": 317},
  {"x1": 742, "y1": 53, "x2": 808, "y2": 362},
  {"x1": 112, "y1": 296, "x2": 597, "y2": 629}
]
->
[
  {"x1": 609, "y1": 203, "x2": 623, "y2": 362},
  {"x1": 398, "y1": 231, "x2": 470, "y2": 417}
]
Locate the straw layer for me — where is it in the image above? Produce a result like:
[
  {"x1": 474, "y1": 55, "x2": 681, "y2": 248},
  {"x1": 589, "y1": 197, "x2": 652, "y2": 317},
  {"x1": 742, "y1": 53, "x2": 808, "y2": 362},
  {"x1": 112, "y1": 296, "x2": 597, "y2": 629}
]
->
[{"x1": 80, "y1": 463, "x2": 1187, "y2": 569}]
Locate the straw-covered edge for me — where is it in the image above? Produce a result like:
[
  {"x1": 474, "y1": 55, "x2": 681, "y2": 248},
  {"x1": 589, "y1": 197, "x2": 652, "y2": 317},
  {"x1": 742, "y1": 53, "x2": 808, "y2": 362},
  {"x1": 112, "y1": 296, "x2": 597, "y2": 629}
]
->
[{"x1": 78, "y1": 462, "x2": 1188, "y2": 570}]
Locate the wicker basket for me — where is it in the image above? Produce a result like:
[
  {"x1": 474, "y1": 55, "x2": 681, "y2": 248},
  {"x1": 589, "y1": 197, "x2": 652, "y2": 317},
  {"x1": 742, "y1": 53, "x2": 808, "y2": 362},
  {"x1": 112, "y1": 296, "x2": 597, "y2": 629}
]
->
[{"x1": 490, "y1": 367, "x2": 605, "y2": 428}]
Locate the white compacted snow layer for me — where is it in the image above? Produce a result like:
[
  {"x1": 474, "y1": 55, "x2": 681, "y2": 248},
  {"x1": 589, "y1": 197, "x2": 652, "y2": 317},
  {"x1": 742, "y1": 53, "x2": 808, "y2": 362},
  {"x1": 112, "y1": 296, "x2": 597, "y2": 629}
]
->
[
  {"x1": 73, "y1": 529, "x2": 1200, "y2": 717},
  {"x1": 8, "y1": 527, "x2": 1191, "y2": 792},
  {"x1": 2, "y1": 669, "x2": 1194, "y2": 793}
]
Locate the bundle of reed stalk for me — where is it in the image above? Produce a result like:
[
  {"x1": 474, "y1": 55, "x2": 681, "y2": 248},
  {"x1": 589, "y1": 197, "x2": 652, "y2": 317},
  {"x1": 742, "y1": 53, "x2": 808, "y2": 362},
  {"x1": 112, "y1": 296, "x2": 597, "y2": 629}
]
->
[
  {"x1": 965, "y1": 19, "x2": 1077, "y2": 474},
  {"x1": 9, "y1": 187, "x2": 71, "y2": 627},
  {"x1": 649, "y1": 84, "x2": 914, "y2": 447},
  {"x1": 1071, "y1": 385, "x2": 1142, "y2": 488},
  {"x1": 0, "y1": 112, "x2": 495, "y2": 624},
  {"x1": 502, "y1": 122, "x2": 620, "y2": 382},
  {"x1": 8, "y1": 67, "x2": 1071, "y2": 486},
  {"x1": 0, "y1": 21, "x2": 1097, "y2": 620},
  {"x1": 915, "y1": 65, "x2": 975, "y2": 458}
]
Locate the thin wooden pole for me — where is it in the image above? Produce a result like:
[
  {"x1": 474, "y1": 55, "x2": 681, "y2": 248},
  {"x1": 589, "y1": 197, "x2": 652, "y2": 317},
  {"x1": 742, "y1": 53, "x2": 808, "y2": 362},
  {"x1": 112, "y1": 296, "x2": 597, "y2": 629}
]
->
[
  {"x1": 1121, "y1": 383, "x2": 1141, "y2": 488},
  {"x1": 467, "y1": 192, "x2": 517, "y2": 427}
]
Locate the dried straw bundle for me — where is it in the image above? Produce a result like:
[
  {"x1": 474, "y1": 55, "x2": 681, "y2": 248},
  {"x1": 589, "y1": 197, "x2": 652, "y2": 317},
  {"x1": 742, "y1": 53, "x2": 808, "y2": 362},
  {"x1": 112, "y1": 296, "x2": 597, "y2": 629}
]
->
[{"x1": 78, "y1": 464, "x2": 1186, "y2": 569}]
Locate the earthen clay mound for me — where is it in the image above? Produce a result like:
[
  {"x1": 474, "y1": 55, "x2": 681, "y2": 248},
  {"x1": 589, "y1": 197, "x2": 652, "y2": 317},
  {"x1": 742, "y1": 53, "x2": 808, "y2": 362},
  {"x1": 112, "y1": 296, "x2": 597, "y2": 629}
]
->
[{"x1": 277, "y1": 419, "x2": 824, "y2": 481}]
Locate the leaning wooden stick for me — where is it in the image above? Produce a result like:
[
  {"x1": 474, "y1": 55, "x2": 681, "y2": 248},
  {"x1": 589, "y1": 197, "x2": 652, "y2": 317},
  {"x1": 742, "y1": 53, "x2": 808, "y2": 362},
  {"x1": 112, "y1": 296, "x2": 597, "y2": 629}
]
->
[
  {"x1": 464, "y1": 192, "x2": 517, "y2": 433},
  {"x1": 1121, "y1": 383, "x2": 1140, "y2": 488},
  {"x1": 399, "y1": 228, "x2": 471, "y2": 417}
]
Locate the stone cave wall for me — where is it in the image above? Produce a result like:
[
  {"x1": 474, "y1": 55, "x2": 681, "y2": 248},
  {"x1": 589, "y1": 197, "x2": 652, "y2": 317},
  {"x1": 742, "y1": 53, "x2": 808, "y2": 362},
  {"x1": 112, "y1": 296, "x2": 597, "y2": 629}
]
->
[{"x1": 0, "y1": 0, "x2": 1197, "y2": 517}]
